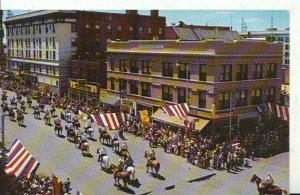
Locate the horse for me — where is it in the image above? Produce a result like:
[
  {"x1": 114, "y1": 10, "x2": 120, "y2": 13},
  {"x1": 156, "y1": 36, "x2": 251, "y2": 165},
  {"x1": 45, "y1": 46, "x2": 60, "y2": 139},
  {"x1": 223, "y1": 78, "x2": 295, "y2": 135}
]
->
[
  {"x1": 99, "y1": 132, "x2": 111, "y2": 145},
  {"x1": 85, "y1": 127, "x2": 94, "y2": 138},
  {"x1": 126, "y1": 166, "x2": 135, "y2": 182},
  {"x1": 21, "y1": 103, "x2": 26, "y2": 113},
  {"x1": 65, "y1": 112, "x2": 72, "y2": 122},
  {"x1": 80, "y1": 142, "x2": 90, "y2": 156},
  {"x1": 43, "y1": 113, "x2": 51, "y2": 125},
  {"x1": 67, "y1": 129, "x2": 76, "y2": 142},
  {"x1": 17, "y1": 113, "x2": 24, "y2": 126},
  {"x1": 144, "y1": 151, "x2": 160, "y2": 175},
  {"x1": 26, "y1": 98, "x2": 32, "y2": 108},
  {"x1": 119, "y1": 150, "x2": 129, "y2": 160},
  {"x1": 111, "y1": 165, "x2": 131, "y2": 187},
  {"x1": 100, "y1": 155, "x2": 110, "y2": 171},
  {"x1": 250, "y1": 174, "x2": 288, "y2": 195},
  {"x1": 33, "y1": 109, "x2": 40, "y2": 119},
  {"x1": 9, "y1": 110, "x2": 15, "y2": 121},
  {"x1": 112, "y1": 140, "x2": 120, "y2": 152},
  {"x1": 50, "y1": 107, "x2": 56, "y2": 117},
  {"x1": 54, "y1": 120, "x2": 63, "y2": 135},
  {"x1": 73, "y1": 120, "x2": 80, "y2": 130},
  {"x1": 10, "y1": 100, "x2": 17, "y2": 109}
]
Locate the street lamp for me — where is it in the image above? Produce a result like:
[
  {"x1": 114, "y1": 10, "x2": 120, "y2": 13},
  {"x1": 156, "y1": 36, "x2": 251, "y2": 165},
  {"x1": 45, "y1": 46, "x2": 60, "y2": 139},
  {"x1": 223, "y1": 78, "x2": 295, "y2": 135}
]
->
[
  {"x1": 229, "y1": 90, "x2": 236, "y2": 141},
  {"x1": 175, "y1": 62, "x2": 189, "y2": 105}
]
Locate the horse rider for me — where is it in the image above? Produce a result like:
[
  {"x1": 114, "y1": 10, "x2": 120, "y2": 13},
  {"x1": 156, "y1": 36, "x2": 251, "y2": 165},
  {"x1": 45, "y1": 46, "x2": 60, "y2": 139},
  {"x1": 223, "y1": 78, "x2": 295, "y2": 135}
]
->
[
  {"x1": 66, "y1": 121, "x2": 74, "y2": 131},
  {"x1": 54, "y1": 118, "x2": 62, "y2": 126},
  {"x1": 124, "y1": 155, "x2": 134, "y2": 170},
  {"x1": 111, "y1": 131, "x2": 119, "y2": 145},
  {"x1": 114, "y1": 159, "x2": 124, "y2": 179},
  {"x1": 79, "y1": 133, "x2": 88, "y2": 149},
  {"x1": 262, "y1": 172, "x2": 274, "y2": 192},
  {"x1": 85, "y1": 121, "x2": 92, "y2": 130},
  {"x1": 146, "y1": 148, "x2": 156, "y2": 169},
  {"x1": 73, "y1": 115, "x2": 79, "y2": 123},
  {"x1": 98, "y1": 146, "x2": 107, "y2": 162},
  {"x1": 99, "y1": 126, "x2": 107, "y2": 136},
  {"x1": 120, "y1": 141, "x2": 128, "y2": 153}
]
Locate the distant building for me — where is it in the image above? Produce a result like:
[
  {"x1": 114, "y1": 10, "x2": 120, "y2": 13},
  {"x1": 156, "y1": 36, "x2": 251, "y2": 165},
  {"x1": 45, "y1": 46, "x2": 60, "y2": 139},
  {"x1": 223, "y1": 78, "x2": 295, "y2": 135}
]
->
[
  {"x1": 239, "y1": 28, "x2": 290, "y2": 68},
  {"x1": 106, "y1": 39, "x2": 282, "y2": 131},
  {"x1": 0, "y1": 10, "x2": 5, "y2": 72},
  {"x1": 5, "y1": 10, "x2": 78, "y2": 96}
]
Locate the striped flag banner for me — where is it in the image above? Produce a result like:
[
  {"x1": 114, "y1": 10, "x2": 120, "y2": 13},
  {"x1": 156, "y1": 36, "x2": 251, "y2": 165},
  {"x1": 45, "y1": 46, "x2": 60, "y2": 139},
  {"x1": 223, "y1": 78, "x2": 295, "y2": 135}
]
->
[
  {"x1": 267, "y1": 103, "x2": 289, "y2": 121},
  {"x1": 4, "y1": 139, "x2": 40, "y2": 178},
  {"x1": 88, "y1": 113, "x2": 126, "y2": 129},
  {"x1": 162, "y1": 103, "x2": 190, "y2": 119}
]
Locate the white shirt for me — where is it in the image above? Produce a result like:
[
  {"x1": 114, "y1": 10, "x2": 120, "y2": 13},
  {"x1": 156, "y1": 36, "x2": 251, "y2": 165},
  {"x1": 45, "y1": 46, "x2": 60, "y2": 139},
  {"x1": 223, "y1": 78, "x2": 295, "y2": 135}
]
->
[
  {"x1": 121, "y1": 144, "x2": 128, "y2": 150},
  {"x1": 112, "y1": 133, "x2": 118, "y2": 140},
  {"x1": 150, "y1": 152, "x2": 155, "y2": 159},
  {"x1": 265, "y1": 175, "x2": 274, "y2": 184},
  {"x1": 100, "y1": 148, "x2": 107, "y2": 155}
]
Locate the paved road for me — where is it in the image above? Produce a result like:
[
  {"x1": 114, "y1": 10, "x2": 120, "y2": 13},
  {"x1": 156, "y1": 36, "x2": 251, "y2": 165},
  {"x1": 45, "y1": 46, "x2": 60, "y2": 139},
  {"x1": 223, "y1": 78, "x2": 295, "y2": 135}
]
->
[{"x1": 2, "y1": 89, "x2": 289, "y2": 195}]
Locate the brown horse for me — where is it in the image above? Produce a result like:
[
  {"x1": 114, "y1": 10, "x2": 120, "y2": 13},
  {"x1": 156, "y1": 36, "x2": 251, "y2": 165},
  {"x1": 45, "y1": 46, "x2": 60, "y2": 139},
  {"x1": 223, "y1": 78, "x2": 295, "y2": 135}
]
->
[
  {"x1": 54, "y1": 124, "x2": 63, "y2": 135},
  {"x1": 112, "y1": 140, "x2": 120, "y2": 152},
  {"x1": 250, "y1": 174, "x2": 288, "y2": 195},
  {"x1": 67, "y1": 129, "x2": 76, "y2": 142},
  {"x1": 73, "y1": 120, "x2": 80, "y2": 130},
  {"x1": 9, "y1": 110, "x2": 15, "y2": 120},
  {"x1": 43, "y1": 114, "x2": 51, "y2": 125},
  {"x1": 119, "y1": 150, "x2": 129, "y2": 160},
  {"x1": 111, "y1": 164, "x2": 131, "y2": 187},
  {"x1": 80, "y1": 142, "x2": 90, "y2": 156},
  {"x1": 17, "y1": 113, "x2": 24, "y2": 126},
  {"x1": 100, "y1": 132, "x2": 111, "y2": 145},
  {"x1": 144, "y1": 151, "x2": 160, "y2": 175}
]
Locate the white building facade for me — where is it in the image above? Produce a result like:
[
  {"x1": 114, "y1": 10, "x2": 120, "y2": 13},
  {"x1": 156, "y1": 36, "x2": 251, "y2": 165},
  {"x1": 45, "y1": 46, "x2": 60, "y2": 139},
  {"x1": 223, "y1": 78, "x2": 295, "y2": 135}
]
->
[{"x1": 5, "y1": 10, "x2": 77, "y2": 96}]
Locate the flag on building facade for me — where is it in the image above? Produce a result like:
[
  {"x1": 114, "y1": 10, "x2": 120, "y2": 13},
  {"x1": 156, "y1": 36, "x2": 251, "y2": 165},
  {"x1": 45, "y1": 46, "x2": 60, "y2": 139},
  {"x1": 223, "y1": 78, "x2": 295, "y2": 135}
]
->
[
  {"x1": 52, "y1": 174, "x2": 61, "y2": 195},
  {"x1": 162, "y1": 103, "x2": 190, "y2": 119},
  {"x1": 88, "y1": 113, "x2": 126, "y2": 129},
  {"x1": 4, "y1": 139, "x2": 40, "y2": 178},
  {"x1": 267, "y1": 103, "x2": 290, "y2": 121},
  {"x1": 139, "y1": 110, "x2": 150, "y2": 127},
  {"x1": 79, "y1": 110, "x2": 88, "y2": 122}
]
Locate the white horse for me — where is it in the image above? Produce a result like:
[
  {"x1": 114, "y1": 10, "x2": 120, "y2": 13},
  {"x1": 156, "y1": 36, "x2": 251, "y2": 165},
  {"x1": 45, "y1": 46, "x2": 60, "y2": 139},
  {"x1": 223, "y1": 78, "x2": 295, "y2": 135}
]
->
[
  {"x1": 126, "y1": 166, "x2": 135, "y2": 181},
  {"x1": 65, "y1": 112, "x2": 72, "y2": 122},
  {"x1": 100, "y1": 155, "x2": 110, "y2": 171}
]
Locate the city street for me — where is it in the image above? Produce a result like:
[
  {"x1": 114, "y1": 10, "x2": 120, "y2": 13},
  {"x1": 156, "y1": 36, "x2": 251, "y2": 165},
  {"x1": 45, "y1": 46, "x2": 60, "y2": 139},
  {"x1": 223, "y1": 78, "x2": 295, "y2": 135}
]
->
[{"x1": 3, "y1": 90, "x2": 289, "y2": 195}]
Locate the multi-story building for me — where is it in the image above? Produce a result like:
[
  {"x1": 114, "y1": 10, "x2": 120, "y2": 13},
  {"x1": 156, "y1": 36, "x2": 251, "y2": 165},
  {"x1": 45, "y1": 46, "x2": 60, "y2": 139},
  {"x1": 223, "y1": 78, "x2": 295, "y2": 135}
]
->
[
  {"x1": 69, "y1": 10, "x2": 166, "y2": 92},
  {"x1": 5, "y1": 10, "x2": 77, "y2": 96},
  {"x1": 105, "y1": 39, "x2": 282, "y2": 132},
  {"x1": 0, "y1": 10, "x2": 5, "y2": 72}
]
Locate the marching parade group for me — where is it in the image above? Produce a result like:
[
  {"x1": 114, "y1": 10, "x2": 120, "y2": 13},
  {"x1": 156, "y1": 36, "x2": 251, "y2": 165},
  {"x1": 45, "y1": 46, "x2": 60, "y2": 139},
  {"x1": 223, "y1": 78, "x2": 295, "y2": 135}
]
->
[{"x1": 0, "y1": 78, "x2": 289, "y2": 194}]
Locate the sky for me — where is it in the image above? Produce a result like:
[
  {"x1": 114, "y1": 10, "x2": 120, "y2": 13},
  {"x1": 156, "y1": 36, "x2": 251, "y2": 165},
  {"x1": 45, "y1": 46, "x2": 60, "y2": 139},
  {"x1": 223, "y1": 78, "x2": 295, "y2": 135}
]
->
[{"x1": 2, "y1": 10, "x2": 289, "y2": 33}]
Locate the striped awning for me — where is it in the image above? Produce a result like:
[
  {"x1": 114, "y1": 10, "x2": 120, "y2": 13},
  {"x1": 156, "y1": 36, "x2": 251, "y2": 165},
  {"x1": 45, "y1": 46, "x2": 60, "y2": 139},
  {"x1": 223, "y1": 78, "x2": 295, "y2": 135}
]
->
[{"x1": 4, "y1": 139, "x2": 40, "y2": 178}]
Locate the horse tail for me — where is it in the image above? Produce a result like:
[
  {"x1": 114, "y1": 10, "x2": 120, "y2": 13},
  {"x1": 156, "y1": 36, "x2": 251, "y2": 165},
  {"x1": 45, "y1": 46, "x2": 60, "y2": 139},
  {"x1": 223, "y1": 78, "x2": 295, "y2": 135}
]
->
[
  {"x1": 156, "y1": 162, "x2": 160, "y2": 172},
  {"x1": 281, "y1": 188, "x2": 288, "y2": 195}
]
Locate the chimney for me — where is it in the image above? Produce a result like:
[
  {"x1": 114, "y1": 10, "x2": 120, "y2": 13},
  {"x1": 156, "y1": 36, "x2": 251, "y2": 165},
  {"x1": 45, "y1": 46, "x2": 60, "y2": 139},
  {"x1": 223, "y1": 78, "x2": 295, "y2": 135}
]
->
[
  {"x1": 126, "y1": 10, "x2": 138, "y2": 15},
  {"x1": 151, "y1": 10, "x2": 159, "y2": 17}
]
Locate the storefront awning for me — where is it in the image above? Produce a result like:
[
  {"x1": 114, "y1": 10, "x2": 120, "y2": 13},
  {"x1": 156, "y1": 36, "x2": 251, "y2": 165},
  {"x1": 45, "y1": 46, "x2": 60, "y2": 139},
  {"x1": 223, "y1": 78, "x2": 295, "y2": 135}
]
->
[
  {"x1": 100, "y1": 95, "x2": 120, "y2": 105},
  {"x1": 151, "y1": 109, "x2": 209, "y2": 131}
]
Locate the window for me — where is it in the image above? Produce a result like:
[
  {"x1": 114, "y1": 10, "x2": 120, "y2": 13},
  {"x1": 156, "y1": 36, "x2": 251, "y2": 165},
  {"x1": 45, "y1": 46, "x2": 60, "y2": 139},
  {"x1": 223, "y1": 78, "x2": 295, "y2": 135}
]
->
[
  {"x1": 219, "y1": 92, "x2": 230, "y2": 109},
  {"x1": 162, "y1": 85, "x2": 173, "y2": 101},
  {"x1": 130, "y1": 60, "x2": 138, "y2": 73},
  {"x1": 71, "y1": 23, "x2": 76, "y2": 32},
  {"x1": 39, "y1": 64, "x2": 42, "y2": 72},
  {"x1": 178, "y1": 63, "x2": 190, "y2": 79},
  {"x1": 107, "y1": 25, "x2": 112, "y2": 33},
  {"x1": 148, "y1": 27, "x2": 152, "y2": 35},
  {"x1": 71, "y1": 37, "x2": 76, "y2": 47},
  {"x1": 39, "y1": 25, "x2": 41, "y2": 34},
  {"x1": 46, "y1": 51, "x2": 49, "y2": 59},
  {"x1": 117, "y1": 26, "x2": 122, "y2": 32},
  {"x1": 96, "y1": 51, "x2": 100, "y2": 57},
  {"x1": 162, "y1": 61, "x2": 173, "y2": 77},
  {"x1": 33, "y1": 50, "x2": 36, "y2": 58},
  {"x1": 285, "y1": 59, "x2": 290, "y2": 65},
  {"x1": 178, "y1": 88, "x2": 186, "y2": 104},
  {"x1": 119, "y1": 59, "x2": 127, "y2": 72},
  {"x1": 139, "y1": 27, "x2": 143, "y2": 34},
  {"x1": 285, "y1": 52, "x2": 289, "y2": 58},
  {"x1": 285, "y1": 44, "x2": 289, "y2": 50},
  {"x1": 95, "y1": 24, "x2": 100, "y2": 31},
  {"x1": 277, "y1": 37, "x2": 284, "y2": 42},
  {"x1": 53, "y1": 67, "x2": 56, "y2": 75},
  {"x1": 33, "y1": 25, "x2": 36, "y2": 34},
  {"x1": 111, "y1": 78, "x2": 115, "y2": 90},
  {"x1": 253, "y1": 64, "x2": 263, "y2": 79},
  {"x1": 236, "y1": 64, "x2": 248, "y2": 80},
  {"x1": 110, "y1": 58, "x2": 115, "y2": 71},
  {"x1": 142, "y1": 82, "x2": 151, "y2": 97},
  {"x1": 199, "y1": 64, "x2": 207, "y2": 81},
  {"x1": 285, "y1": 37, "x2": 289, "y2": 42},
  {"x1": 52, "y1": 23, "x2": 55, "y2": 33},
  {"x1": 236, "y1": 90, "x2": 247, "y2": 107},
  {"x1": 251, "y1": 89, "x2": 262, "y2": 105},
  {"x1": 39, "y1": 38, "x2": 42, "y2": 48},
  {"x1": 53, "y1": 51, "x2": 56, "y2": 60},
  {"x1": 129, "y1": 26, "x2": 133, "y2": 33},
  {"x1": 96, "y1": 38, "x2": 100, "y2": 45},
  {"x1": 85, "y1": 24, "x2": 90, "y2": 29},
  {"x1": 46, "y1": 66, "x2": 49, "y2": 73},
  {"x1": 220, "y1": 64, "x2": 232, "y2": 82},
  {"x1": 53, "y1": 37, "x2": 55, "y2": 47},
  {"x1": 130, "y1": 80, "x2": 138, "y2": 95},
  {"x1": 45, "y1": 24, "x2": 48, "y2": 33},
  {"x1": 33, "y1": 38, "x2": 36, "y2": 48},
  {"x1": 142, "y1": 60, "x2": 151, "y2": 74},
  {"x1": 199, "y1": 90, "x2": 207, "y2": 108},
  {"x1": 39, "y1": 51, "x2": 42, "y2": 58},
  {"x1": 46, "y1": 37, "x2": 48, "y2": 48},
  {"x1": 266, "y1": 87, "x2": 276, "y2": 103},
  {"x1": 119, "y1": 79, "x2": 127, "y2": 91},
  {"x1": 159, "y1": 27, "x2": 163, "y2": 35},
  {"x1": 267, "y1": 63, "x2": 276, "y2": 78}
]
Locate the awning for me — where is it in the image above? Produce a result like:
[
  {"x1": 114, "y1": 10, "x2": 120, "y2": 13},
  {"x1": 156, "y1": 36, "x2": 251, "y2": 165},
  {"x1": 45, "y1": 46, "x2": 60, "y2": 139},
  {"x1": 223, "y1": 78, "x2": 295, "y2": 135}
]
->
[
  {"x1": 151, "y1": 109, "x2": 209, "y2": 131},
  {"x1": 100, "y1": 95, "x2": 119, "y2": 105}
]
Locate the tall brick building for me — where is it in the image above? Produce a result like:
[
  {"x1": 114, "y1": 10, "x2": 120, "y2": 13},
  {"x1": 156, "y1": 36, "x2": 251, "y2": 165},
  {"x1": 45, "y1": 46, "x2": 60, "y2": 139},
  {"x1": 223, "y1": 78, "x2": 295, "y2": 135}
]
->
[
  {"x1": 69, "y1": 10, "x2": 166, "y2": 89},
  {"x1": 0, "y1": 10, "x2": 5, "y2": 72}
]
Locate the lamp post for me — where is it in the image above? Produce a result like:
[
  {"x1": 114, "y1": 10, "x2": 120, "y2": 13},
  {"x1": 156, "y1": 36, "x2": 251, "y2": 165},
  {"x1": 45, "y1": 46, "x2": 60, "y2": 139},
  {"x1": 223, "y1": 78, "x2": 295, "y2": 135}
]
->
[{"x1": 229, "y1": 90, "x2": 235, "y2": 141}]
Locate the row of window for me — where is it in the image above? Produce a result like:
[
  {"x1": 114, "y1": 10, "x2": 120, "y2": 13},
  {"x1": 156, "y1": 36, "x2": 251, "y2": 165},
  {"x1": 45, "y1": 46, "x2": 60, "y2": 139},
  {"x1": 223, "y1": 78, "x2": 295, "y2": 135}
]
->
[
  {"x1": 277, "y1": 36, "x2": 289, "y2": 43},
  {"x1": 7, "y1": 23, "x2": 56, "y2": 36},
  {"x1": 8, "y1": 61, "x2": 58, "y2": 75},
  {"x1": 7, "y1": 37, "x2": 56, "y2": 49},
  {"x1": 84, "y1": 23, "x2": 163, "y2": 35},
  {"x1": 8, "y1": 49, "x2": 56, "y2": 60},
  {"x1": 110, "y1": 78, "x2": 276, "y2": 109},
  {"x1": 110, "y1": 59, "x2": 277, "y2": 81}
]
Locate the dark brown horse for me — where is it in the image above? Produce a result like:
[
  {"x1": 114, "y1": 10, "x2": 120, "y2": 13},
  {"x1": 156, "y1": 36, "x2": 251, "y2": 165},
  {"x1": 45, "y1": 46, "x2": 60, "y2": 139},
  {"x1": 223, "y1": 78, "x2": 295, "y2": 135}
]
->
[
  {"x1": 111, "y1": 164, "x2": 131, "y2": 187},
  {"x1": 99, "y1": 132, "x2": 111, "y2": 145},
  {"x1": 67, "y1": 129, "x2": 76, "y2": 142},
  {"x1": 145, "y1": 151, "x2": 160, "y2": 175},
  {"x1": 112, "y1": 140, "x2": 120, "y2": 152},
  {"x1": 250, "y1": 174, "x2": 288, "y2": 195}
]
